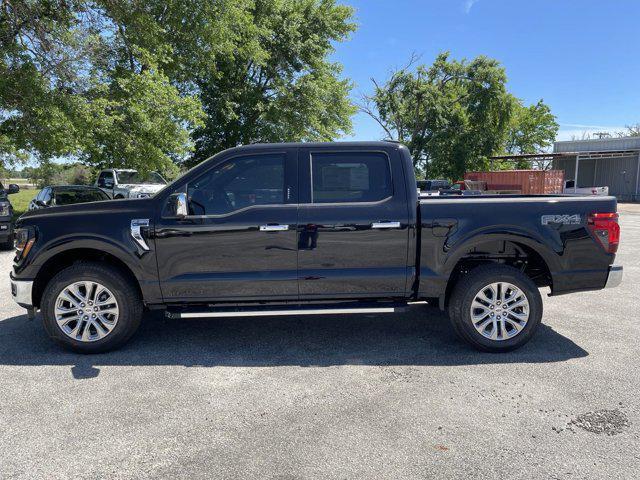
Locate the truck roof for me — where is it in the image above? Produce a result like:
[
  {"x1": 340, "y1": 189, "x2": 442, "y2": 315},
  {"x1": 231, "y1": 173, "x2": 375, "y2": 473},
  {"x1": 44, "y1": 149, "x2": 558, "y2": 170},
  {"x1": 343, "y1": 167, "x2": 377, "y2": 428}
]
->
[{"x1": 225, "y1": 140, "x2": 407, "y2": 152}]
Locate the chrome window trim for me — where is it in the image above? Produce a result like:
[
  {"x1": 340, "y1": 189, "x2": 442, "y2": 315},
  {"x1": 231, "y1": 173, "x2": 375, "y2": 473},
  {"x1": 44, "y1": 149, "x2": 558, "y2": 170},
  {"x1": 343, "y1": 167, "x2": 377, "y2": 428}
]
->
[{"x1": 172, "y1": 203, "x2": 295, "y2": 220}]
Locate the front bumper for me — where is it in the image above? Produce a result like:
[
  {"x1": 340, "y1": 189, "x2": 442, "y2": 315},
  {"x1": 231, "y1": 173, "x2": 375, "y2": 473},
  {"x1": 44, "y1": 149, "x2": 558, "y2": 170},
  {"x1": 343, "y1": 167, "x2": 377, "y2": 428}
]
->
[
  {"x1": 10, "y1": 276, "x2": 34, "y2": 308},
  {"x1": 605, "y1": 265, "x2": 623, "y2": 289}
]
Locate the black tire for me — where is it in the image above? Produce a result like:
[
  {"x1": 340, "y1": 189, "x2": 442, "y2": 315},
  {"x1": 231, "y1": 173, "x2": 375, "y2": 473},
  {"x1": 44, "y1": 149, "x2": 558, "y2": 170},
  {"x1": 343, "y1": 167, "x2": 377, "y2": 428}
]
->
[
  {"x1": 114, "y1": 194, "x2": 125, "y2": 199},
  {"x1": 447, "y1": 264, "x2": 543, "y2": 352},
  {"x1": 41, "y1": 262, "x2": 143, "y2": 353}
]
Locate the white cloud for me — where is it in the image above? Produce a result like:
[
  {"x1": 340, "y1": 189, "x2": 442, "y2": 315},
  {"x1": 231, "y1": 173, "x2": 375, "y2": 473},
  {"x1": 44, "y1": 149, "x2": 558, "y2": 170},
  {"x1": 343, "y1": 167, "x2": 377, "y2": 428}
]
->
[
  {"x1": 556, "y1": 125, "x2": 626, "y2": 142},
  {"x1": 463, "y1": 0, "x2": 480, "y2": 14}
]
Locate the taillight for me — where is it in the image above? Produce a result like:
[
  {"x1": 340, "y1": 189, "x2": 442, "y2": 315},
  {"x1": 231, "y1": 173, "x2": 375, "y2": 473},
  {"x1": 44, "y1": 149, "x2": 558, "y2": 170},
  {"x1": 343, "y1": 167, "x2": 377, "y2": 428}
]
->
[{"x1": 587, "y1": 212, "x2": 620, "y2": 254}]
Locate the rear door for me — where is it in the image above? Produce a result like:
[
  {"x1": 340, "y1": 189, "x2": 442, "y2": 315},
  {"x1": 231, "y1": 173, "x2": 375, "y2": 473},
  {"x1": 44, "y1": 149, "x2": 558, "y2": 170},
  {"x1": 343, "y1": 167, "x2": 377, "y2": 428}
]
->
[
  {"x1": 297, "y1": 146, "x2": 410, "y2": 299},
  {"x1": 154, "y1": 148, "x2": 299, "y2": 302}
]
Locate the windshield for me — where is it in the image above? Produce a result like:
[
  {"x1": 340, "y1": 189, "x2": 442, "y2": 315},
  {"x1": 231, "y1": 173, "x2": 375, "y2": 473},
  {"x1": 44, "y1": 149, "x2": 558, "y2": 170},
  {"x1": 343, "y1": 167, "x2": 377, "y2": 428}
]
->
[
  {"x1": 54, "y1": 188, "x2": 110, "y2": 205},
  {"x1": 116, "y1": 171, "x2": 166, "y2": 185}
]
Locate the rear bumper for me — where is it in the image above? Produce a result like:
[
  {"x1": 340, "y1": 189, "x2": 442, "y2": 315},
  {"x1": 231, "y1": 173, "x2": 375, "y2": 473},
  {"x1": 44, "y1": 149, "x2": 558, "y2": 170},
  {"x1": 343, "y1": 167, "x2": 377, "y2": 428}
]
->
[
  {"x1": 10, "y1": 275, "x2": 34, "y2": 308},
  {"x1": 605, "y1": 265, "x2": 623, "y2": 289}
]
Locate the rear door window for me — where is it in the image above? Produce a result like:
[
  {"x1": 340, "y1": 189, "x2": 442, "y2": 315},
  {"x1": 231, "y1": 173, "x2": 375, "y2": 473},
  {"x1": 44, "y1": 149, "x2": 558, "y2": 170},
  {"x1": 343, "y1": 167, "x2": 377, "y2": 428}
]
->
[{"x1": 310, "y1": 152, "x2": 392, "y2": 203}]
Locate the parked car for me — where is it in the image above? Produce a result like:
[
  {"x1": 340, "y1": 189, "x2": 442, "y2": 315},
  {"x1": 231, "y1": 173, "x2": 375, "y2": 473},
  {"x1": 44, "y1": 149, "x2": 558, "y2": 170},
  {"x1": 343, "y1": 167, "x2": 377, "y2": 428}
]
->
[
  {"x1": 0, "y1": 181, "x2": 20, "y2": 249},
  {"x1": 11, "y1": 141, "x2": 622, "y2": 354},
  {"x1": 95, "y1": 169, "x2": 167, "y2": 199},
  {"x1": 29, "y1": 185, "x2": 110, "y2": 211},
  {"x1": 563, "y1": 180, "x2": 609, "y2": 196},
  {"x1": 417, "y1": 179, "x2": 450, "y2": 196}
]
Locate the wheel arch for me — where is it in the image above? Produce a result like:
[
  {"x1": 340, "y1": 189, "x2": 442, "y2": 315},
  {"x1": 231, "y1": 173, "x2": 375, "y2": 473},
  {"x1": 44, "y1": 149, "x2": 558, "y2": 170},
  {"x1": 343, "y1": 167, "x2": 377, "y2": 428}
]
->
[
  {"x1": 32, "y1": 247, "x2": 143, "y2": 309},
  {"x1": 441, "y1": 233, "x2": 558, "y2": 309}
]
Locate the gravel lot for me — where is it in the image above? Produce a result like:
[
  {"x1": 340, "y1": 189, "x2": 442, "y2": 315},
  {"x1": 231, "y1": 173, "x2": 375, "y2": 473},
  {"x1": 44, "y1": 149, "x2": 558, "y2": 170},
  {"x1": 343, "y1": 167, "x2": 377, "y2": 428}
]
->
[{"x1": 1, "y1": 209, "x2": 639, "y2": 479}]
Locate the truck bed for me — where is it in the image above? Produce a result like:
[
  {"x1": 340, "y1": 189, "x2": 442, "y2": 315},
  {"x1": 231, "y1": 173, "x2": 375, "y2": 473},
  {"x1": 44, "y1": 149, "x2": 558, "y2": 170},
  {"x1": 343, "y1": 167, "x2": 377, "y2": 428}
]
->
[{"x1": 417, "y1": 194, "x2": 618, "y2": 298}]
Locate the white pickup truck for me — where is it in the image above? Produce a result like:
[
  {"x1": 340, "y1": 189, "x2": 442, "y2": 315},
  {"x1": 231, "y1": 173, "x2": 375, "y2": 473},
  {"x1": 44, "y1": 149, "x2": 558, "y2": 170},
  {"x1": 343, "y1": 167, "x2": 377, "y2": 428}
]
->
[
  {"x1": 563, "y1": 180, "x2": 609, "y2": 196},
  {"x1": 95, "y1": 169, "x2": 167, "y2": 199}
]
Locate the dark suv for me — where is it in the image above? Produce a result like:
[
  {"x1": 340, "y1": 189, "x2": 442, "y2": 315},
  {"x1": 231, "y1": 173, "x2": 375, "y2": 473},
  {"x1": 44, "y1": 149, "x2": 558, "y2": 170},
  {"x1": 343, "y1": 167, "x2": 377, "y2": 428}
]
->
[{"x1": 0, "y1": 181, "x2": 20, "y2": 249}]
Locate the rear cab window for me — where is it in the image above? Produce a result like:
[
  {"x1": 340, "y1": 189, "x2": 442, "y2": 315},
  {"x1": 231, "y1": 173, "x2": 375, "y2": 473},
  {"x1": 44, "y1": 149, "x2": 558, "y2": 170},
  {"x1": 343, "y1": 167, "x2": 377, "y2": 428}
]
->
[{"x1": 310, "y1": 152, "x2": 393, "y2": 203}]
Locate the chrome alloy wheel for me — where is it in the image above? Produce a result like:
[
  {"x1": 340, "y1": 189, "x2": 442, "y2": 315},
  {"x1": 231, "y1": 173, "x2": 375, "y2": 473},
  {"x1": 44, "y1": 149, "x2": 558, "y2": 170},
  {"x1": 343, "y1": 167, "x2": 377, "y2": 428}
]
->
[
  {"x1": 54, "y1": 281, "x2": 119, "y2": 342},
  {"x1": 469, "y1": 282, "x2": 530, "y2": 341}
]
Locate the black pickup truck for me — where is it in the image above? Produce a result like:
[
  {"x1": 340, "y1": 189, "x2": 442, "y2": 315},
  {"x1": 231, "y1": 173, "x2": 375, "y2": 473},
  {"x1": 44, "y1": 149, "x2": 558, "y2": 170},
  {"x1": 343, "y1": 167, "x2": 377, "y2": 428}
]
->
[
  {"x1": 0, "y1": 181, "x2": 20, "y2": 250},
  {"x1": 10, "y1": 142, "x2": 622, "y2": 353}
]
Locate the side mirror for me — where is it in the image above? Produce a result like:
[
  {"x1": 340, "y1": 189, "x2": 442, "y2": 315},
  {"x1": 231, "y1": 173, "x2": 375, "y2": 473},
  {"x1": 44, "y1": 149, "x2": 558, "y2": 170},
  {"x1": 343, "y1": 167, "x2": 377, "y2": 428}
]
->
[
  {"x1": 8, "y1": 184, "x2": 19, "y2": 195},
  {"x1": 165, "y1": 192, "x2": 188, "y2": 218}
]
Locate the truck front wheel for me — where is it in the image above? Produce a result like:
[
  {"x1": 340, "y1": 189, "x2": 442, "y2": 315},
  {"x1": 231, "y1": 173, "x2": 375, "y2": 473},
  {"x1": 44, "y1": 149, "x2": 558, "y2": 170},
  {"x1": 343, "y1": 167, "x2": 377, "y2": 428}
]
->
[
  {"x1": 448, "y1": 265, "x2": 543, "y2": 352},
  {"x1": 41, "y1": 262, "x2": 143, "y2": 353}
]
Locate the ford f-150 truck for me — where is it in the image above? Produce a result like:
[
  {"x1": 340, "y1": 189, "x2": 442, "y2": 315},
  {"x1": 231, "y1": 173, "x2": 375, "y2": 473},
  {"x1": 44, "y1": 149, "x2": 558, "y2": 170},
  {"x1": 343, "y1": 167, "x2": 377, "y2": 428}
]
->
[{"x1": 10, "y1": 142, "x2": 622, "y2": 353}]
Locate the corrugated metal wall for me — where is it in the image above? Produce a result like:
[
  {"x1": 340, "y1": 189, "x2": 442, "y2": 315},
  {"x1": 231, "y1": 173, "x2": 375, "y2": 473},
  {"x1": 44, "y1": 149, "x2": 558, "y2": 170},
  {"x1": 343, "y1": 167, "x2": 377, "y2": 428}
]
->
[
  {"x1": 552, "y1": 153, "x2": 640, "y2": 199},
  {"x1": 593, "y1": 155, "x2": 639, "y2": 198}
]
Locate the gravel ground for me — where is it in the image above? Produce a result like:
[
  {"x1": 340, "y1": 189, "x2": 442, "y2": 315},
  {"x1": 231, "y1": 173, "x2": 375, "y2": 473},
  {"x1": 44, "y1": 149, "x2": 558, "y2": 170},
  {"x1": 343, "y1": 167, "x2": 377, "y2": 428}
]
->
[{"x1": 1, "y1": 214, "x2": 639, "y2": 479}]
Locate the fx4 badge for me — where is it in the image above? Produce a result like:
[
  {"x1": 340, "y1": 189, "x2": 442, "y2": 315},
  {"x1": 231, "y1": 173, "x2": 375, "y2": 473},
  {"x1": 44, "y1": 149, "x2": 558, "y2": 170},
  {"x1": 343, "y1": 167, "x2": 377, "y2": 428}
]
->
[{"x1": 541, "y1": 214, "x2": 581, "y2": 225}]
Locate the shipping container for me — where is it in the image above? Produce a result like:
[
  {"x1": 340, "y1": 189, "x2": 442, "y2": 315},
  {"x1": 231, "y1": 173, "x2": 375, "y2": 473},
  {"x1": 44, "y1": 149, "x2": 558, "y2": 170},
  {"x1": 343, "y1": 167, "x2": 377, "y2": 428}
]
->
[{"x1": 464, "y1": 170, "x2": 564, "y2": 195}]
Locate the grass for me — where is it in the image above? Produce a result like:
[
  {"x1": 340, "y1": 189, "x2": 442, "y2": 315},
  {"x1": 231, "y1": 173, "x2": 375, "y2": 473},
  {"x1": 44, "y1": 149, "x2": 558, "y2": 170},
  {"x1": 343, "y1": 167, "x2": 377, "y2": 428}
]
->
[{"x1": 9, "y1": 188, "x2": 37, "y2": 220}]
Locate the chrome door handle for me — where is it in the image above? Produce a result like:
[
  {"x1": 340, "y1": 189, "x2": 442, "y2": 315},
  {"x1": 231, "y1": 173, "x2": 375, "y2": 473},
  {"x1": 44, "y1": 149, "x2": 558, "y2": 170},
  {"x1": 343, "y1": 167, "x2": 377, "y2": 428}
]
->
[
  {"x1": 371, "y1": 221, "x2": 401, "y2": 229},
  {"x1": 260, "y1": 224, "x2": 289, "y2": 232}
]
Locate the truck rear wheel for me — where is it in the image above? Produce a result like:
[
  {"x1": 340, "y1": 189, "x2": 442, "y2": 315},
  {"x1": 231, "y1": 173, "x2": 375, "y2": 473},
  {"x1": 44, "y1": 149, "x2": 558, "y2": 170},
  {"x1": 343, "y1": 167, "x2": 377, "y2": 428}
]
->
[
  {"x1": 448, "y1": 265, "x2": 543, "y2": 352},
  {"x1": 41, "y1": 262, "x2": 143, "y2": 353}
]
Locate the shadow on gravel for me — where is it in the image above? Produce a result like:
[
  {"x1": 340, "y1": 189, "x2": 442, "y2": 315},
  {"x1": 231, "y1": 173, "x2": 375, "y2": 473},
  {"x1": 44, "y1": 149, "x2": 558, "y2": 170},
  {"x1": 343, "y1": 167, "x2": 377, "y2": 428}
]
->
[{"x1": 0, "y1": 307, "x2": 588, "y2": 379}]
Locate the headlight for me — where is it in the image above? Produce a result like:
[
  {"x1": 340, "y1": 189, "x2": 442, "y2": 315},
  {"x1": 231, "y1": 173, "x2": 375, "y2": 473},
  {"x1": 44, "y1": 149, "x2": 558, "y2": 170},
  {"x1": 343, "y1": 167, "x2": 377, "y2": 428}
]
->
[
  {"x1": 136, "y1": 193, "x2": 151, "y2": 198},
  {"x1": 0, "y1": 201, "x2": 10, "y2": 217},
  {"x1": 14, "y1": 227, "x2": 36, "y2": 260}
]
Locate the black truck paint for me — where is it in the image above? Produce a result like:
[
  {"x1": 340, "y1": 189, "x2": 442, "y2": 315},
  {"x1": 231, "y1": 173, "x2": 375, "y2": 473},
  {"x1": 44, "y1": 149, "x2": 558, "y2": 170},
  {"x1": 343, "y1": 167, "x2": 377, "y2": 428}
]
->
[{"x1": 9, "y1": 142, "x2": 622, "y2": 352}]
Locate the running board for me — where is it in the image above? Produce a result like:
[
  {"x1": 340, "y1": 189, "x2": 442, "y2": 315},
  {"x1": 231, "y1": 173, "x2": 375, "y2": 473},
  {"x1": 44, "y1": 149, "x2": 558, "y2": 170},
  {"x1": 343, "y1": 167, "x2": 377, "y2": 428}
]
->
[{"x1": 167, "y1": 304, "x2": 408, "y2": 319}]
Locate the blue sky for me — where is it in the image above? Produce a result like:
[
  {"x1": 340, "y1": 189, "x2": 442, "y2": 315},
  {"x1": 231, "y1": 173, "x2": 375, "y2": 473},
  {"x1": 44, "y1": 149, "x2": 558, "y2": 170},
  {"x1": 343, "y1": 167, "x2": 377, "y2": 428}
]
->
[{"x1": 332, "y1": 0, "x2": 640, "y2": 142}]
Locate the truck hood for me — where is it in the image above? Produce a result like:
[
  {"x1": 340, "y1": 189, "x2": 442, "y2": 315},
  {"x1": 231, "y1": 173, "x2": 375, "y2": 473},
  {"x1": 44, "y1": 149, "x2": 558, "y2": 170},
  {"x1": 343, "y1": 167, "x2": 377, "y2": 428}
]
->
[{"x1": 17, "y1": 198, "x2": 154, "y2": 225}]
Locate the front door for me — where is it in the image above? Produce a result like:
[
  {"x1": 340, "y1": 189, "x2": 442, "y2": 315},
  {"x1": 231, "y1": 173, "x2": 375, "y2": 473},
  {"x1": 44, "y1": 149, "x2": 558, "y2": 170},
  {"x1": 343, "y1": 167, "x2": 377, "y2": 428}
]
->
[
  {"x1": 154, "y1": 149, "x2": 299, "y2": 302},
  {"x1": 297, "y1": 147, "x2": 410, "y2": 299}
]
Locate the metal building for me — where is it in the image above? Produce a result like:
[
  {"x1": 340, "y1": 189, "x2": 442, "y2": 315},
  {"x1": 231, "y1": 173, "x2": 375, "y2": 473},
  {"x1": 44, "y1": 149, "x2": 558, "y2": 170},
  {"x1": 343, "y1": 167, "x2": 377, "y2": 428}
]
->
[{"x1": 552, "y1": 137, "x2": 640, "y2": 200}]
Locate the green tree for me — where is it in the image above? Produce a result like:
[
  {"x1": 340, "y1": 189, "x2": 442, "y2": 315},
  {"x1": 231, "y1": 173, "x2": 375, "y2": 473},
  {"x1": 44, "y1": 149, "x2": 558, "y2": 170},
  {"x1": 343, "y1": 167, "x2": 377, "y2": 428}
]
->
[
  {"x1": 1, "y1": 0, "x2": 356, "y2": 173},
  {"x1": 504, "y1": 100, "x2": 558, "y2": 168},
  {"x1": 0, "y1": 0, "x2": 207, "y2": 175},
  {"x1": 190, "y1": 0, "x2": 357, "y2": 165},
  {"x1": 361, "y1": 52, "x2": 557, "y2": 180}
]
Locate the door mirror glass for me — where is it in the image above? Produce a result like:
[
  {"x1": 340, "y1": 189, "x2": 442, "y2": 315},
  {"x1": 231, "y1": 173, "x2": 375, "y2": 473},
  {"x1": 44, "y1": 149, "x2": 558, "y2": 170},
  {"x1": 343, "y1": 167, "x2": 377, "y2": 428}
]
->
[
  {"x1": 164, "y1": 192, "x2": 188, "y2": 218},
  {"x1": 7, "y1": 184, "x2": 19, "y2": 194}
]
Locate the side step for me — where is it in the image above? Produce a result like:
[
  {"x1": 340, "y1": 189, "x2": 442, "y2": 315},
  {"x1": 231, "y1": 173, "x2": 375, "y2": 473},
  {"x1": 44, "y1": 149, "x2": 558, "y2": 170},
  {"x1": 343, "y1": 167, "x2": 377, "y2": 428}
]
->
[{"x1": 166, "y1": 302, "x2": 408, "y2": 319}]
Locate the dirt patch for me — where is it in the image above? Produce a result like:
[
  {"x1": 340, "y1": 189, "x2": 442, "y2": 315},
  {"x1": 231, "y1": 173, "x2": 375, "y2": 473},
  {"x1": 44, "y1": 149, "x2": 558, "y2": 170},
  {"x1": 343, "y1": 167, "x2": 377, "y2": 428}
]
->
[{"x1": 568, "y1": 409, "x2": 631, "y2": 436}]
